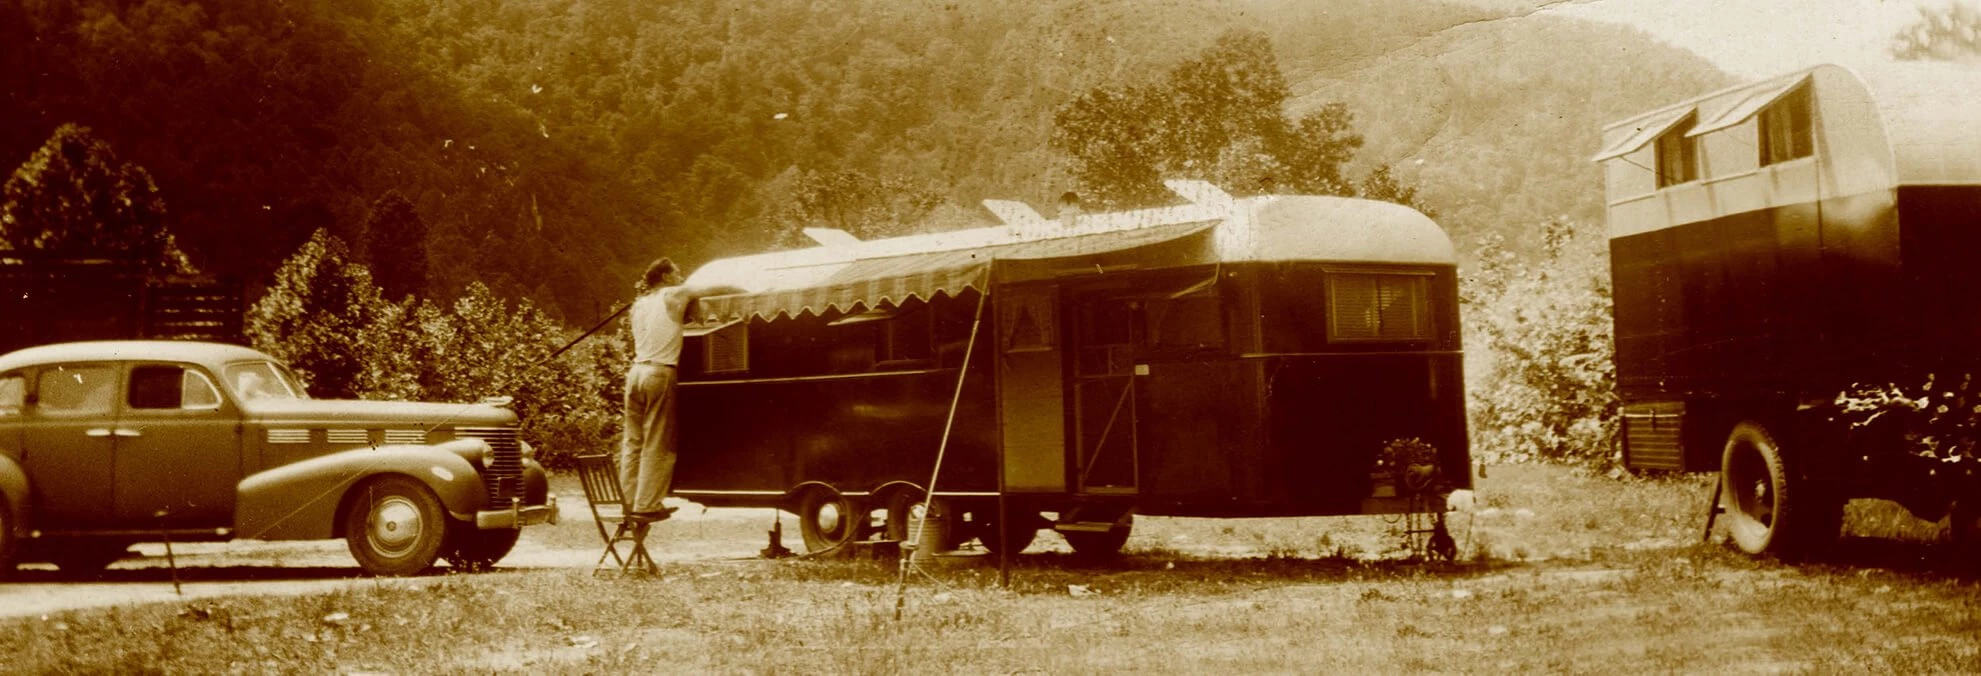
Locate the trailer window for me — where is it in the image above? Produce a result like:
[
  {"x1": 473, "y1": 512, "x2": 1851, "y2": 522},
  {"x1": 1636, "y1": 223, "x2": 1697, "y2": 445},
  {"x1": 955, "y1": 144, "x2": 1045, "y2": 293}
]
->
[
  {"x1": 878, "y1": 306, "x2": 932, "y2": 366},
  {"x1": 1328, "y1": 272, "x2": 1432, "y2": 342},
  {"x1": 1655, "y1": 113, "x2": 1698, "y2": 187},
  {"x1": 703, "y1": 321, "x2": 750, "y2": 374},
  {"x1": 1759, "y1": 84, "x2": 1813, "y2": 166},
  {"x1": 1143, "y1": 291, "x2": 1224, "y2": 353}
]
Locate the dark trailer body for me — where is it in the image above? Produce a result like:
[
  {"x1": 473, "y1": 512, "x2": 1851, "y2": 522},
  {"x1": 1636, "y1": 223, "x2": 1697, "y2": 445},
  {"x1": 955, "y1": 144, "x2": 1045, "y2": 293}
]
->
[
  {"x1": 1596, "y1": 62, "x2": 1981, "y2": 556},
  {"x1": 670, "y1": 181, "x2": 1469, "y2": 555}
]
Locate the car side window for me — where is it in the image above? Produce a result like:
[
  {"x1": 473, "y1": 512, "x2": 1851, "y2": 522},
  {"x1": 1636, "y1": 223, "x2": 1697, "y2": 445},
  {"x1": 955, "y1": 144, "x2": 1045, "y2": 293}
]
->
[
  {"x1": 129, "y1": 365, "x2": 220, "y2": 410},
  {"x1": 0, "y1": 372, "x2": 23, "y2": 417},
  {"x1": 183, "y1": 369, "x2": 222, "y2": 409},
  {"x1": 36, "y1": 365, "x2": 118, "y2": 415}
]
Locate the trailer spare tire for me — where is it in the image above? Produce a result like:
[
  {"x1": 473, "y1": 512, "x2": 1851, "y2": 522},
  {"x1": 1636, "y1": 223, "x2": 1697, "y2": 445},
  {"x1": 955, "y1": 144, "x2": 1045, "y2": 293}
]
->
[{"x1": 1720, "y1": 421, "x2": 1836, "y2": 558}]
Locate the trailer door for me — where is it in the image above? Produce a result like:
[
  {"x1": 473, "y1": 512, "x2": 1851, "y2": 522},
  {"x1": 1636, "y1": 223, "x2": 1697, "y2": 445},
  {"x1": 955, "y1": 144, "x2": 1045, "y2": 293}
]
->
[
  {"x1": 1068, "y1": 291, "x2": 1140, "y2": 495},
  {"x1": 997, "y1": 284, "x2": 1067, "y2": 493}
]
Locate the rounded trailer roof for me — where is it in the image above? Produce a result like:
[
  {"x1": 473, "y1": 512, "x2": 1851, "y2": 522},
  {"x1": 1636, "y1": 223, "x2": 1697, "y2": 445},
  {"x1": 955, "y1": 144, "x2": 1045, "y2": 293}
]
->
[
  {"x1": 685, "y1": 188, "x2": 1450, "y2": 323},
  {"x1": 1599, "y1": 61, "x2": 1981, "y2": 187},
  {"x1": 689, "y1": 192, "x2": 1452, "y2": 294}
]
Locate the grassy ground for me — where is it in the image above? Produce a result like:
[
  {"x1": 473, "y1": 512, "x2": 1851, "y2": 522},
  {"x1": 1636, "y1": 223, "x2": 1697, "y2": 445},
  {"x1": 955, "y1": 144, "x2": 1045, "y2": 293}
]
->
[{"x1": 4, "y1": 464, "x2": 1978, "y2": 674}]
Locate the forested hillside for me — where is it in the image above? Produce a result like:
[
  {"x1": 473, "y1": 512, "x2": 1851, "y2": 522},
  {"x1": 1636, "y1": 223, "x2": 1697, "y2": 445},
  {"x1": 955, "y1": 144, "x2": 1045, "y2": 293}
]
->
[{"x1": 1, "y1": 0, "x2": 1727, "y2": 320}]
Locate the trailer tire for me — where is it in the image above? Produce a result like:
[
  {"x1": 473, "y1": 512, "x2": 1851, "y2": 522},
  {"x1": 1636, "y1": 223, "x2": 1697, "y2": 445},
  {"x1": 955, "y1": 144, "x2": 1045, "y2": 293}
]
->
[
  {"x1": 796, "y1": 486, "x2": 859, "y2": 554},
  {"x1": 974, "y1": 509, "x2": 1041, "y2": 556},
  {"x1": 1952, "y1": 499, "x2": 1981, "y2": 564},
  {"x1": 879, "y1": 488, "x2": 926, "y2": 543},
  {"x1": 1063, "y1": 515, "x2": 1133, "y2": 559},
  {"x1": 1721, "y1": 421, "x2": 1835, "y2": 558}
]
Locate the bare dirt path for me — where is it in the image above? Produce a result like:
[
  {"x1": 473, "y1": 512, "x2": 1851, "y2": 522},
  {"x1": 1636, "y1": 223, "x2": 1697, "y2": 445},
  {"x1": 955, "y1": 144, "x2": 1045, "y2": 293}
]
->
[{"x1": 0, "y1": 502, "x2": 782, "y2": 620}]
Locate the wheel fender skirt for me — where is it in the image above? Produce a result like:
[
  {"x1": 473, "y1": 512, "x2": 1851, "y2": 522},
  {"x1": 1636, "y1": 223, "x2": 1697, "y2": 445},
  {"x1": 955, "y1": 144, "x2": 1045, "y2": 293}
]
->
[
  {"x1": 0, "y1": 454, "x2": 28, "y2": 536},
  {"x1": 235, "y1": 443, "x2": 488, "y2": 541}
]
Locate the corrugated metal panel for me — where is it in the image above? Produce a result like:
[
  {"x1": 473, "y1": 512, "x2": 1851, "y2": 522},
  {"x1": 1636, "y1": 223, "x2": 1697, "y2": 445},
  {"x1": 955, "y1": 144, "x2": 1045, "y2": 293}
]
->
[{"x1": 1621, "y1": 402, "x2": 1686, "y2": 471}]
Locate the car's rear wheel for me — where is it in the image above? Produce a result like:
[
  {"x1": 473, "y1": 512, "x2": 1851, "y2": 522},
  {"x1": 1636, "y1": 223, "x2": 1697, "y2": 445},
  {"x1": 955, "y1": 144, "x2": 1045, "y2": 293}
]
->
[
  {"x1": 0, "y1": 499, "x2": 16, "y2": 579},
  {"x1": 44, "y1": 539, "x2": 130, "y2": 577},
  {"x1": 444, "y1": 524, "x2": 521, "y2": 572},
  {"x1": 345, "y1": 475, "x2": 447, "y2": 576}
]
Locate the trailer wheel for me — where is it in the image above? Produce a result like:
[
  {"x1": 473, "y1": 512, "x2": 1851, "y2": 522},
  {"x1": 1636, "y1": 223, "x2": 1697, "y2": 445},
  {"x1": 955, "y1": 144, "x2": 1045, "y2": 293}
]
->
[
  {"x1": 1721, "y1": 421, "x2": 1835, "y2": 558},
  {"x1": 880, "y1": 488, "x2": 927, "y2": 543},
  {"x1": 1952, "y1": 500, "x2": 1981, "y2": 563},
  {"x1": 796, "y1": 487, "x2": 859, "y2": 554},
  {"x1": 1063, "y1": 515, "x2": 1133, "y2": 558},
  {"x1": 974, "y1": 509, "x2": 1041, "y2": 556}
]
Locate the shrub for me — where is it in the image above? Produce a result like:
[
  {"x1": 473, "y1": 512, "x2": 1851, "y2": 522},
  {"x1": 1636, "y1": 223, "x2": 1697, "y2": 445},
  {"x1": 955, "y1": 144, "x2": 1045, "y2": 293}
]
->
[
  {"x1": 1462, "y1": 218, "x2": 1618, "y2": 467},
  {"x1": 250, "y1": 234, "x2": 624, "y2": 470}
]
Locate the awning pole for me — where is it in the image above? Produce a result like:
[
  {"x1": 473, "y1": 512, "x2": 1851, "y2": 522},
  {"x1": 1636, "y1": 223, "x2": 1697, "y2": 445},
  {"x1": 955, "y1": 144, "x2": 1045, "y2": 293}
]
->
[{"x1": 895, "y1": 283, "x2": 990, "y2": 622}]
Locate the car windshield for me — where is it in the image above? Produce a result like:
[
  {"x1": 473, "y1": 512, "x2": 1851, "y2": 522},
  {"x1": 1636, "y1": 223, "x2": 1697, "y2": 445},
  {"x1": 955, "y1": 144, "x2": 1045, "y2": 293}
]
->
[{"x1": 224, "y1": 361, "x2": 307, "y2": 402}]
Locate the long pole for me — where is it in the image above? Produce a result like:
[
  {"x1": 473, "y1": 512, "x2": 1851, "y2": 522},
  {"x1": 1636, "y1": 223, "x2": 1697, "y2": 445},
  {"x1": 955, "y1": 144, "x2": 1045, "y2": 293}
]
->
[{"x1": 894, "y1": 286, "x2": 989, "y2": 621}]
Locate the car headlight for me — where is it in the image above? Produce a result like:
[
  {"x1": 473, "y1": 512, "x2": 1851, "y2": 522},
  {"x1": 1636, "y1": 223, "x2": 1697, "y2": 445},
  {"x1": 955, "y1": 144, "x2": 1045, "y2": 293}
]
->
[
  {"x1": 480, "y1": 440, "x2": 498, "y2": 467},
  {"x1": 520, "y1": 440, "x2": 537, "y2": 462}
]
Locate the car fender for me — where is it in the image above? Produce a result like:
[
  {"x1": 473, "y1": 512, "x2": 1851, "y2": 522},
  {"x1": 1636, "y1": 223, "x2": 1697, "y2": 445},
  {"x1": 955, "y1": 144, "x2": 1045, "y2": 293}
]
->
[
  {"x1": 235, "y1": 439, "x2": 490, "y2": 541},
  {"x1": 0, "y1": 454, "x2": 29, "y2": 537}
]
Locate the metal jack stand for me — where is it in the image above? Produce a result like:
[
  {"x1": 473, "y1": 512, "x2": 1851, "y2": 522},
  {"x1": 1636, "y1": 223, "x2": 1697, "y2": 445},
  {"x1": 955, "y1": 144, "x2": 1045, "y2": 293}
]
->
[
  {"x1": 760, "y1": 515, "x2": 794, "y2": 559},
  {"x1": 156, "y1": 509, "x2": 182, "y2": 595},
  {"x1": 1701, "y1": 473, "x2": 1724, "y2": 543}
]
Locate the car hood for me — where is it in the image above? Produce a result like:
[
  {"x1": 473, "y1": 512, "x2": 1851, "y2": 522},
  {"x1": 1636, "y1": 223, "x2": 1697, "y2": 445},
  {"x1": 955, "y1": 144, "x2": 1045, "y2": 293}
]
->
[{"x1": 243, "y1": 399, "x2": 518, "y2": 427}]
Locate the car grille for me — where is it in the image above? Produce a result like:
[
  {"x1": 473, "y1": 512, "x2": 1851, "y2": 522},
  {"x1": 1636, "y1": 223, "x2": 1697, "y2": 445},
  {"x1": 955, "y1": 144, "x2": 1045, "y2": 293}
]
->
[{"x1": 456, "y1": 426, "x2": 524, "y2": 505}]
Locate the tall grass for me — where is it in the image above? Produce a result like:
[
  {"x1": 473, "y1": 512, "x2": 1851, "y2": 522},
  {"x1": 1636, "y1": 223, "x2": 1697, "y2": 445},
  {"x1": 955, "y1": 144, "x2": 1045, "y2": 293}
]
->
[{"x1": 4, "y1": 464, "x2": 1976, "y2": 674}]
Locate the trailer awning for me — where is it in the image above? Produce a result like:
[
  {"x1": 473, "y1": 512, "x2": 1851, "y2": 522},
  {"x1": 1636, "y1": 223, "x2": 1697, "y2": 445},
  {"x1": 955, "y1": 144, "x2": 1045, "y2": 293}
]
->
[
  {"x1": 1592, "y1": 105, "x2": 1696, "y2": 163},
  {"x1": 1688, "y1": 73, "x2": 1809, "y2": 137},
  {"x1": 694, "y1": 221, "x2": 1215, "y2": 323}
]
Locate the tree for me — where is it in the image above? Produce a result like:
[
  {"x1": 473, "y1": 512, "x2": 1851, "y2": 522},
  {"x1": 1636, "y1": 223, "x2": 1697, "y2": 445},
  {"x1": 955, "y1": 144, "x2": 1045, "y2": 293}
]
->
[
  {"x1": 772, "y1": 168, "x2": 948, "y2": 246},
  {"x1": 1892, "y1": 1, "x2": 1981, "y2": 61},
  {"x1": 0, "y1": 123, "x2": 190, "y2": 273},
  {"x1": 362, "y1": 190, "x2": 430, "y2": 300},
  {"x1": 1358, "y1": 164, "x2": 1435, "y2": 218},
  {"x1": 246, "y1": 229, "x2": 411, "y2": 399},
  {"x1": 1050, "y1": 29, "x2": 1364, "y2": 207},
  {"x1": 1463, "y1": 219, "x2": 1618, "y2": 466}
]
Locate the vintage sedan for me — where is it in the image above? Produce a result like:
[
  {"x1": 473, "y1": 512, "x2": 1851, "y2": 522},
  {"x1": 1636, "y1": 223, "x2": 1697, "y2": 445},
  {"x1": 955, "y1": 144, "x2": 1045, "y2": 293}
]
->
[{"x1": 0, "y1": 341, "x2": 558, "y2": 577}]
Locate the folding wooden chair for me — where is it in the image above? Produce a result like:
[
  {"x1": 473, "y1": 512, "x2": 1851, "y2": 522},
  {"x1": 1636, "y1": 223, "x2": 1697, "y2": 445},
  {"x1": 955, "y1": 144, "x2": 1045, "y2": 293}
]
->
[{"x1": 575, "y1": 453, "x2": 658, "y2": 576}]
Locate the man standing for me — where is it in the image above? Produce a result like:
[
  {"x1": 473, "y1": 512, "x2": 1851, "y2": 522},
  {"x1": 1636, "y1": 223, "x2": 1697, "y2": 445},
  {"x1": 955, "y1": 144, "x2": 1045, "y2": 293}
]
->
[{"x1": 622, "y1": 257, "x2": 743, "y2": 521}]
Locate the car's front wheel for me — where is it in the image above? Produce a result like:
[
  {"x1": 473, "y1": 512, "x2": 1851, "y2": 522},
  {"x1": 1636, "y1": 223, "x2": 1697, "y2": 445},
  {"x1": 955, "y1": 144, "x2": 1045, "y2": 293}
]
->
[
  {"x1": 444, "y1": 524, "x2": 520, "y2": 572},
  {"x1": 344, "y1": 475, "x2": 447, "y2": 576}
]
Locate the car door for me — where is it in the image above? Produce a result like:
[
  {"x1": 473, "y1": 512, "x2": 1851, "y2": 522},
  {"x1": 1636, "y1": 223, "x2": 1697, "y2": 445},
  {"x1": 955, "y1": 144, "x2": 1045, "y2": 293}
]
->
[
  {"x1": 20, "y1": 363, "x2": 120, "y2": 530},
  {"x1": 113, "y1": 363, "x2": 242, "y2": 528}
]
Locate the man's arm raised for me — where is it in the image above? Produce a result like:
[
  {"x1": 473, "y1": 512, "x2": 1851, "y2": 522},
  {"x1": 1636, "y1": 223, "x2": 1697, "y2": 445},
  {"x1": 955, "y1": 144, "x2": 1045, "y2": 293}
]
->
[{"x1": 666, "y1": 283, "x2": 749, "y2": 317}]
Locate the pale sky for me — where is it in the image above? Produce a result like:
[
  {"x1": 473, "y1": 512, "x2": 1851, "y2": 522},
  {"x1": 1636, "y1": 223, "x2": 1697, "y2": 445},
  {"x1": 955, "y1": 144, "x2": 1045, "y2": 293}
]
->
[{"x1": 1536, "y1": 0, "x2": 1933, "y2": 78}]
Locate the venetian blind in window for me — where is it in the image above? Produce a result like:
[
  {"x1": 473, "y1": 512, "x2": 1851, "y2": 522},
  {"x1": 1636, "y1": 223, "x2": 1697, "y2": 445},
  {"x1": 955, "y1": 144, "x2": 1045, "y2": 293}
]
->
[{"x1": 1327, "y1": 272, "x2": 1432, "y2": 342}]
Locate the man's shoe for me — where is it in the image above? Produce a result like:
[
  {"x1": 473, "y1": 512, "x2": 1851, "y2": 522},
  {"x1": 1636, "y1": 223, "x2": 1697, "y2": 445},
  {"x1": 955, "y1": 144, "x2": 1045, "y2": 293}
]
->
[{"x1": 627, "y1": 507, "x2": 677, "y2": 523}]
